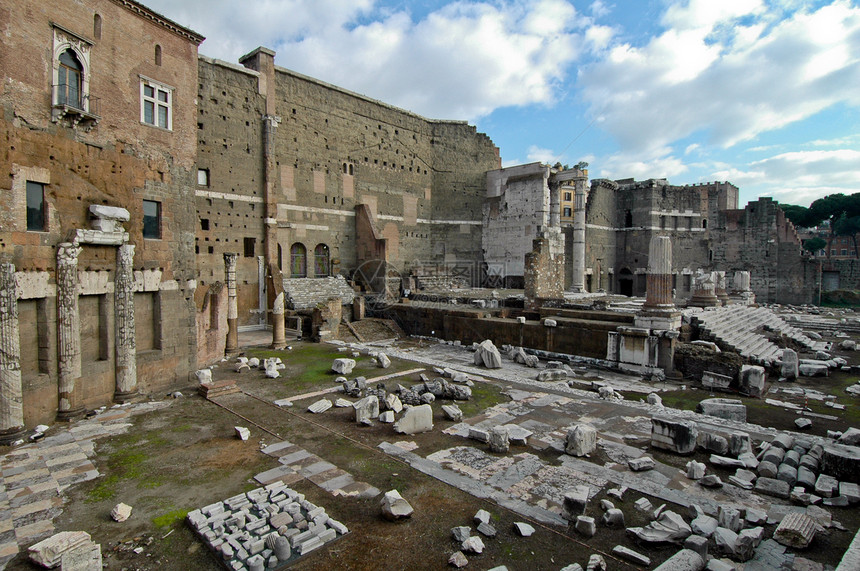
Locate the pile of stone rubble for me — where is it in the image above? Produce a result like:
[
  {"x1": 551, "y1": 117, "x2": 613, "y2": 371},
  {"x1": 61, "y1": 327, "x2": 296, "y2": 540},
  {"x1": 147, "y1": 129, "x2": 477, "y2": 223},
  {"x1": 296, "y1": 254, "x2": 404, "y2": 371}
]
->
[{"x1": 186, "y1": 482, "x2": 348, "y2": 570}]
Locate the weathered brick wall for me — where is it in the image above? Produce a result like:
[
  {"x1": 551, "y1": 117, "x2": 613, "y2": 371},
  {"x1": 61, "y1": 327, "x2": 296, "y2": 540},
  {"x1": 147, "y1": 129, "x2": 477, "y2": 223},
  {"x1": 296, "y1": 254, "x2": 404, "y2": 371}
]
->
[
  {"x1": 1, "y1": 0, "x2": 201, "y2": 424},
  {"x1": 714, "y1": 198, "x2": 820, "y2": 304},
  {"x1": 196, "y1": 51, "x2": 499, "y2": 326}
]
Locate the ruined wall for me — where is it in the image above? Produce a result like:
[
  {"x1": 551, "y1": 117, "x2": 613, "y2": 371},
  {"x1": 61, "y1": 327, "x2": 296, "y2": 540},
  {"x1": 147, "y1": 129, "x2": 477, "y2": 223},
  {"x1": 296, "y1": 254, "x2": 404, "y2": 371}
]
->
[
  {"x1": 822, "y1": 259, "x2": 860, "y2": 292},
  {"x1": 196, "y1": 52, "x2": 499, "y2": 327},
  {"x1": 714, "y1": 198, "x2": 820, "y2": 304},
  {"x1": 0, "y1": 0, "x2": 201, "y2": 425}
]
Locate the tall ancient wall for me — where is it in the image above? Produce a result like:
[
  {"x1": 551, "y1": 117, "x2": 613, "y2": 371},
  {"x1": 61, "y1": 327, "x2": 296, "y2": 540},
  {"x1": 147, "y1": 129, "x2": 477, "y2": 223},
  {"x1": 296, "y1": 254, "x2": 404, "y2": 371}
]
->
[
  {"x1": 714, "y1": 198, "x2": 820, "y2": 304},
  {"x1": 196, "y1": 51, "x2": 499, "y2": 326},
  {"x1": 0, "y1": 0, "x2": 201, "y2": 426}
]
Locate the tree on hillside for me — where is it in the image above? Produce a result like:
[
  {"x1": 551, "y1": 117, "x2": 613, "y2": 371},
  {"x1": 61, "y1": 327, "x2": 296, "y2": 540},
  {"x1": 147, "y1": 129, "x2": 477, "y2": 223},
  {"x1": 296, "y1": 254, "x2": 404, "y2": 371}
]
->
[{"x1": 780, "y1": 192, "x2": 860, "y2": 258}]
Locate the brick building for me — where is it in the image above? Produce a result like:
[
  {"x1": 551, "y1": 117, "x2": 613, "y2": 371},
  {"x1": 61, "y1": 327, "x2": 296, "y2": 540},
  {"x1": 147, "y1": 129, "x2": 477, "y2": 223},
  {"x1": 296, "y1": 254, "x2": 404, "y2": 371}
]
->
[{"x1": 0, "y1": 0, "x2": 203, "y2": 436}]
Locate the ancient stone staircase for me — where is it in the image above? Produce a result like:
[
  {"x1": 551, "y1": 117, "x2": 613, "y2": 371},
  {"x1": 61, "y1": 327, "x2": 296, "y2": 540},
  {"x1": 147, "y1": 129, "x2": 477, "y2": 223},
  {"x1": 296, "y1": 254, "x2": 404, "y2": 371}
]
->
[{"x1": 692, "y1": 305, "x2": 829, "y2": 365}]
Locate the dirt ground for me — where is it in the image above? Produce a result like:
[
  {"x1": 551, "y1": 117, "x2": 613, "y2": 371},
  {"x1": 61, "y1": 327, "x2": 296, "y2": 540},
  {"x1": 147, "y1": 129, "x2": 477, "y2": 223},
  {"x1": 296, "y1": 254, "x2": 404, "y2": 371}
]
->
[{"x1": 5, "y1": 338, "x2": 860, "y2": 570}]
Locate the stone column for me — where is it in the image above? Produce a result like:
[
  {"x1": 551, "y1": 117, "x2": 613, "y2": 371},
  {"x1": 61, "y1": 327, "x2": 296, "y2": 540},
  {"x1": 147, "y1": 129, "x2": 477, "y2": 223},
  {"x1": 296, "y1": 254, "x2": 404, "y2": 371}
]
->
[
  {"x1": 0, "y1": 263, "x2": 25, "y2": 442},
  {"x1": 570, "y1": 184, "x2": 588, "y2": 292},
  {"x1": 57, "y1": 242, "x2": 84, "y2": 420},
  {"x1": 224, "y1": 253, "x2": 239, "y2": 353},
  {"x1": 644, "y1": 235, "x2": 674, "y2": 309},
  {"x1": 714, "y1": 271, "x2": 730, "y2": 305},
  {"x1": 548, "y1": 180, "x2": 561, "y2": 228},
  {"x1": 114, "y1": 244, "x2": 137, "y2": 402}
]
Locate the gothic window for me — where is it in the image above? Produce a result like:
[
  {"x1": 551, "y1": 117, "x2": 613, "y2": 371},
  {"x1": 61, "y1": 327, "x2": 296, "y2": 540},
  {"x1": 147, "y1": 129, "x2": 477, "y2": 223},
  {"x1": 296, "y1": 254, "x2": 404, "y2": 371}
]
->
[
  {"x1": 57, "y1": 50, "x2": 83, "y2": 109},
  {"x1": 290, "y1": 243, "x2": 307, "y2": 277},
  {"x1": 314, "y1": 244, "x2": 330, "y2": 277}
]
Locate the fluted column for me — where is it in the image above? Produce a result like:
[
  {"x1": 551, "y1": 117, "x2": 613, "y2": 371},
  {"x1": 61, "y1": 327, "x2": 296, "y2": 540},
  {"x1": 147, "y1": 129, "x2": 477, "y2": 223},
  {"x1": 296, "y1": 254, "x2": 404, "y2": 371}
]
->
[
  {"x1": 57, "y1": 242, "x2": 84, "y2": 420},
  {"x1": 644, "y1": 235, "x2": 674, "y2": 309},
  {"x1": 570, "y1": 184, "x2": 588, "y2": 292},
  {"x1": 225, "y1": 253, "x2": 239, "y2": 353},
  {"x1": 0, "y1": 263, "x2": 24, "y2": 442},
  {"x1": 114, "y1": 244, "x2": 137, "y2": 402},
  {"x1": 548, "y1": 180, "x2": 561, "y2": 228}
]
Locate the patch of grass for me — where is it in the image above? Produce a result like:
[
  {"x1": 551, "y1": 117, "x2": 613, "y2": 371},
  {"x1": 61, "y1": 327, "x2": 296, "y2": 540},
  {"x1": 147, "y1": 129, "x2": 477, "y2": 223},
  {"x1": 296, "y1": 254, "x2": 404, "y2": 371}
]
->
[
  {"x1": 458, "y1": 382, "x2": 508, "y2": 417},
  {"x1": 152, "y1": 509, "x2": 188, "y2": 529}
]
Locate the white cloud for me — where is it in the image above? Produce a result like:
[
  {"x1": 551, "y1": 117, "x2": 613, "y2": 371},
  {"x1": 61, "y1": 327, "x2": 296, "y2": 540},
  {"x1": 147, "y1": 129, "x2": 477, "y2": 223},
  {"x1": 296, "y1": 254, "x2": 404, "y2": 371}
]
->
[
  {"x1": 526, "y1": 145, "x2": 559, "y2": 163},
  {"x1": 712, "y1": 149, "x2": 860, "y2": 205},
  {"x1": 579, "y1": 0, "x2": 860, "y2": 154},
  {"x1": 594, "y1": 148, "x2": 690, "y2": 180},
  {"x1": 146, "y1": 0, "x2": 586, "y2": 121}
]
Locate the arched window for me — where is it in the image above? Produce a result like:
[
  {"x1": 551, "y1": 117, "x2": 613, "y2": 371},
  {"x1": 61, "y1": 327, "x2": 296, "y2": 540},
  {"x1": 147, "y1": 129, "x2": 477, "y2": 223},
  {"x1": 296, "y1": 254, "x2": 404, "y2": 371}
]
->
[
  {"x1": 58, "y1": 49, "x2": 82, "y2": 109},
  {"x1": 290, "y1": 243, "x2": 307, "y2": 278},
  {"x1": 93, "y1": 14, "x2": 102, "y2": 39},
  {"x1": 314, "y1": 244, "x2": 330, "y2": 277},
  {"x1": 155, "y1": 45, "x2": 162, "y2": 66},
  {"x1": 702, "y1": 219, "x2": 708, "y2": 229}
]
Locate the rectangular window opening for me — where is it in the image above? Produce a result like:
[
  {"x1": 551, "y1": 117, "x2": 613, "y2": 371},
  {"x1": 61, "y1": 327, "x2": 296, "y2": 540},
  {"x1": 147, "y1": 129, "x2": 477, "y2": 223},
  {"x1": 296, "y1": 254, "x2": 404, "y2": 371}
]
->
[
  {"x1": 26, "y1": 181, "x2": 46, "y2": 231},
  {"x1": 143, "y1": 199, "x2": 161, "y2": 239},
  {"x1": 140, "y1": 79, "x2": 172, "y2": 130},
  {"x1": 244, "y1": 237, "x2": 256, "y2": 258}
]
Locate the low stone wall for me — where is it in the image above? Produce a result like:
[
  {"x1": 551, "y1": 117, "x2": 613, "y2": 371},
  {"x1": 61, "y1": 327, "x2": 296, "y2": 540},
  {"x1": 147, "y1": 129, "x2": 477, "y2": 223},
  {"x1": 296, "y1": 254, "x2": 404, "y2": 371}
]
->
[{"x1": 386, "y1": 304, "x2": 620, "y2": 359}]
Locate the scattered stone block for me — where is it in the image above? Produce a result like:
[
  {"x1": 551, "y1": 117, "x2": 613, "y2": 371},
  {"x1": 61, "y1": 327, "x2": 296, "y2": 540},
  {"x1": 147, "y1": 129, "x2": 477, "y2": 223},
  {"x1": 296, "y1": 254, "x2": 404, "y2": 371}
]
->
[
  {"x1": 235, "y1": 426, "x2": 251, "y2": 441},
  {"x1": 691, "y1": 515, "x2": 718, "y2": 537},
  {"x1": 473, "y1": 340, "x2": 503, "y2": 369},
  {"x1": 474, "y1": 509, "x2": 491, "y2": 525},
  {"x1": 634, "y1": 497, "x2": 653, "y2": 512},
  {"x1": 195, "y1": 369, "x2": 212, "y2": 385},
  {"x1": 697, "y1": 398, "x2": 746, "y2": 423},
  {"x1": 111, "y1": 503, "x2": 132, "y2": 522},
  {"x1": 376, "y1": 353, "x2": 391, "y2": 368},
  {"x1": 839, "y1": 481, "x2": 860, "y2": 504},
  {"x1": 451, "y1": 526, "x2": 471, "y2": 542},
  {"x1": 814, "y1": 473, "x2": 838, "y2": 497},
  {"x1": 781, "y1": 349, "x2": 799, "y2": 380},
  {"x1": 379, "y1": 411, "x2": 395, "y2": 423},
  {"x1": 354, "y1": 396, "x2": 380, "y2": 425},
  {"x1": 653, "y1": 549, "x2": 703, "y2": 571},
  {"x1": 565, "y1": 424, "x2": 597, "y2": 457},
  {"x1": 740, "y1": 365, "x2": 765, "y2": 397},
  {"x1": 777, "y1": 463, "x2": 798, "y2": 486},
  {"x1": 477, "y1": 522, "x2": 496, "y2": 537},
  {"x1": 575, "y1": 516, "x2": 596, "y2": 537},
  {"x1": 448, "y1": 551, "x2": 468, "y2": 568},
  {"x1": 468, "y1": 427, "x2": 489, "y2": 442},
  {"x1": 612, "y1": 546, "x2": 650, "y2": 567},
  {"x1": 627, "y1": 511, "x2": 692, "y2": 544},
  {"x1": 307, "y1": 399, "x2": 332, "y2": 414},
  {"x1": 29, "y1": 532, "x2": 93, "y2": 568},
  {"x1": 628, "y1": 456, "x2": 655, "y2": 472},
  {"x1": 334, "y1": 398, "x2": 352, "y2": 408},
  {"x1": 331, "y1": 358, "x2": 356, "y2": 374},
  {"x1": 718, "y1": 506, "x2": 741, "y2": 533},
  {"x1": 442, "y1": 404, "x2": 463, "y2": 422},
  {"x1": 795, "y1": 418, "x2": 813, "y2": 430},
  {"x1": 755, "y1": 477, "x2": 790, "y2": 499},
  {"x1": 651, "y1": 417, "x2": 698, "y2": 455},
  {"x1": 380, "y1": 490, "x2": 413, "y2": 521},
  {"x1": 602, "y1": 508, "x2": 625, "y2": 528},
  {"x1": 773, "y1": 512, "x2": 817, "y2": 548},
  {"x1": 488, "y1": 425, "x2": 510, "y2": 453},
  {"x1": 699, "y1": 433, "x2": 729, "y2": 455},
  {"x1": 699, "y1": 475, "x2": 723, "y2": 488},
  {"x1": 513, "y1": 522, "x2": 535, "y2": 537},
  {"x1": 562, "y1": 486, "x2": 590, "y2": 520},
  {"x1": 461, "y1": 536, "x2": 484, "y2": 554},
  {"x1": 586, "y1": 554, "x2": 606, "y2": 571},
  {"x1": 821, "y1": 443, "x2": 860, "y2": 483},
  {"x1": 683, "y1": 535, "x2": 708, "y2": 560},
  {"x1": 393, "y1": 404, "x2": 433, "y2": 435}
]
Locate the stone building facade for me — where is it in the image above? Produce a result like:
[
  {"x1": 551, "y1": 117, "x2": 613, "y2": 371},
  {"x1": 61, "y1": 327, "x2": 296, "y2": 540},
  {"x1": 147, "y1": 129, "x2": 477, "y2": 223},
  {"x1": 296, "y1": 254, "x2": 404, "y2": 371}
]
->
[
  {"x1": 486, "y1": 168, "x2": 820, "y2": 305},
  {"x1": 194, "y1": 48, "x2": 500, "y2": 332},
  {"x1": 0, "y1": 0, "x2": 203, "y2": 434}
]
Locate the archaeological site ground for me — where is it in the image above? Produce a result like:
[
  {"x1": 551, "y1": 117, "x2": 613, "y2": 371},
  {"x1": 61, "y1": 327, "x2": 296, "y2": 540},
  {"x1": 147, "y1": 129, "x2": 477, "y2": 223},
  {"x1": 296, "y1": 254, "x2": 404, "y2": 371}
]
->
[{"x1": 2, "y1": 0, "x2": 860, "y2": 570}]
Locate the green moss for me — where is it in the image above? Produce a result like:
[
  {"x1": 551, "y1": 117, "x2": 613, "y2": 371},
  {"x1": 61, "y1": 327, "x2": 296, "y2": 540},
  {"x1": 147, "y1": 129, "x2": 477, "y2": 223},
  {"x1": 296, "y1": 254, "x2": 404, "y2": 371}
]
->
[
  {"x1": 457, "y1": 382, "x2": 507, "y2": 417},
  {"x1": 152, "y1": 509, "x2": 188, "y2": 529}
]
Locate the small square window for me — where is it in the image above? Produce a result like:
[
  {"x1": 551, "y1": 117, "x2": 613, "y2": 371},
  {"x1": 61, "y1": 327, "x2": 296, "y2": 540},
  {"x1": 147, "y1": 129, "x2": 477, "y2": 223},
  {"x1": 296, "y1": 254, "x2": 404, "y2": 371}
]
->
[
  {"x1": 143, "y1": 200, "x2": 161, "y2": 239},
  {"x1": 563, "y1": 207, "x2": 572, "y2": 217},
  {"x1": 26, "y1": 181, "x2": 46, "y2": 231},
  {"x1": 564, "y1": 192, "x2": 572, "y2": 201},
  {"x1": 200, "y1": 218, "x2": 210, "y2": 231},
  {"x1": 197, "y1": 168, "x2": 209, "y2": 186}
]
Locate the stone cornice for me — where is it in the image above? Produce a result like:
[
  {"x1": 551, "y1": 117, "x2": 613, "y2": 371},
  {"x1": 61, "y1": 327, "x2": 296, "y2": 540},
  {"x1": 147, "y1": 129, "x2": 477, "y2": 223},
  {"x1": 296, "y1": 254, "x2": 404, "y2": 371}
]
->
[{"x1": 109, "y1": 0, "x2": 205, "y2": 45}]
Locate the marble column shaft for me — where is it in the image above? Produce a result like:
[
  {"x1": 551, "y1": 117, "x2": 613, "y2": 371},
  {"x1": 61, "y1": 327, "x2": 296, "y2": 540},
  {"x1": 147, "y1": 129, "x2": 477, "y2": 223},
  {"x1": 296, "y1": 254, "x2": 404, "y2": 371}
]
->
[
  {"x1": 0, "y1": 263, "x2": 24, "y2": 439},
  {"x1": 644, "y1": 235, "x2": 674, "y2": 309},
  {"x1": 57, "y1": 242, "x2": 84, "y2": 418},
  {"x1": 571, "y1": 185, "x2": 587, "y2": 292},
  {"x1": 225, "y1": 253, "x2": 239, "y2": 353},
  {"x1": 114, "y1": 244, "x2": 137, "y2": 400}
]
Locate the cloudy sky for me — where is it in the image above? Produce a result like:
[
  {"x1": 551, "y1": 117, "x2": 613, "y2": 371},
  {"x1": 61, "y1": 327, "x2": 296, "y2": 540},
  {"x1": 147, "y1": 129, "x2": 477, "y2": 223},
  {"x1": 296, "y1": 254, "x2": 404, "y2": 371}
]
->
[{"x1": 144, "y1": 0, "x2": 860, "y2": 207}]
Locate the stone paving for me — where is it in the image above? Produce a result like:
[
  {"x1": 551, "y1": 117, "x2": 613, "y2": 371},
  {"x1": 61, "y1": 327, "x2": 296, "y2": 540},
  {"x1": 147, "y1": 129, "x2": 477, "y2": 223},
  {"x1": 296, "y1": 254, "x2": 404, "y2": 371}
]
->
[
  {"x1": 258, "y1": 440, "x2": 380, "y2": 499},
  {"x1": 0, "y1": 402, "x2": 169, "y2": 570}
]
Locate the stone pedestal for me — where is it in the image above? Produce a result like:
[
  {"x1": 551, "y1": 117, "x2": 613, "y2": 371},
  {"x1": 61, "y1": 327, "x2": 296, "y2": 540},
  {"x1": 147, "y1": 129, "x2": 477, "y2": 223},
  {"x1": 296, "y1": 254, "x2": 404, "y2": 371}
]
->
[
  {"x1": 635, "y1": 235, "x2": 681, "y2": 331},
  {"x1": 0, "y1": 263, "x2": 25, "y2": 443},
  {"x1": 224, "y1": 253, "x2": 239, "y2": 353},
  {"x1": 714, "y1": 271, "x2": 730, "y2": 305},
  {"x1": 114, "y1": 245, "x2": 138, "y2": 402},
  {"x1": 524, "y1": 236, "x2": 564, "y2": 311},
  {"x1": 689, "y1": 271, "x2": 720, "y2": 308},
  {"x1": 57, "y1": 243, "x2": 84, "y2": 420},
  {"x1": 730, "y1": 270, "x2": 756, "y2": 305}
]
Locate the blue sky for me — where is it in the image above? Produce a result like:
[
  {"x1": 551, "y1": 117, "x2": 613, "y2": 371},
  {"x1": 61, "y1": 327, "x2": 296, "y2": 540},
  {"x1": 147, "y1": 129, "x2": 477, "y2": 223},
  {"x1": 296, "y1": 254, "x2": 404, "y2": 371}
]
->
[{"x1": 144, "y1": 0, "x2": 860, "y2": 207}]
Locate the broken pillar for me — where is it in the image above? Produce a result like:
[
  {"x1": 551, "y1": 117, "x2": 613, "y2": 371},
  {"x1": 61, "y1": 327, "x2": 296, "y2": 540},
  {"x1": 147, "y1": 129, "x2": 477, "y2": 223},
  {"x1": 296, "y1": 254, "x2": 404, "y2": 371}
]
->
[
  {"x1": 688, "y1": 270, "x2": 720, "y2": 308},
  {"x1": 224, "y1": 253, "x2": 239, "y2": 353},
  {"x1": 523, "y1": 236, "x2": 564, "y2": 311},
  {"x1": 0, "y1": 262, "x2": 24, "y2": 443},
  {"x1": 114, "y1": 245, "x2": 138, "y2": 403},
  {"x1": 57, "y1": 243, "x2": 84, "y2": 420}
]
